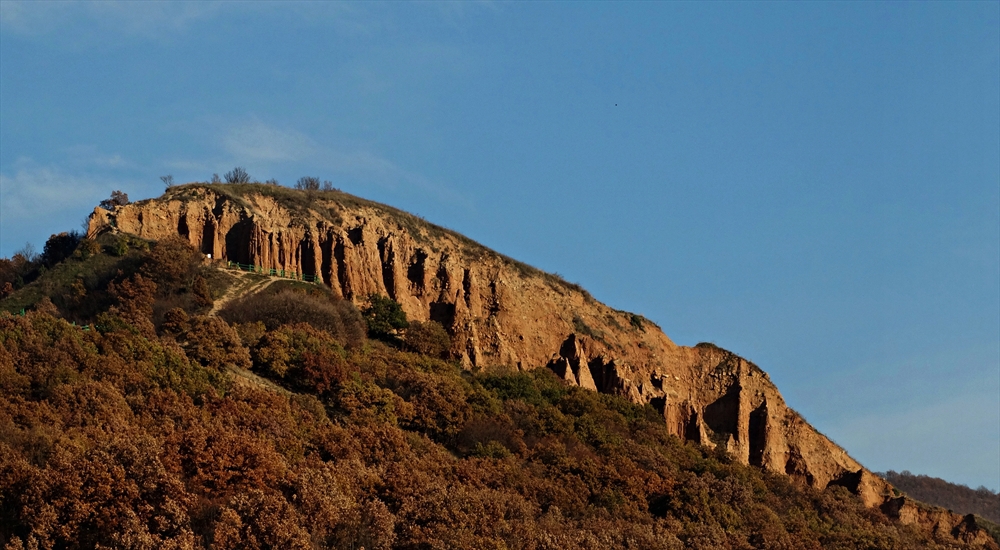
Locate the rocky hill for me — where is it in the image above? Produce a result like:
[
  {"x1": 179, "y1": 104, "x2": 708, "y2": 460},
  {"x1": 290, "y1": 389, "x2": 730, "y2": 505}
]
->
[{"x1": 81, "y1": 182, "x2": 993, "y2": 546}]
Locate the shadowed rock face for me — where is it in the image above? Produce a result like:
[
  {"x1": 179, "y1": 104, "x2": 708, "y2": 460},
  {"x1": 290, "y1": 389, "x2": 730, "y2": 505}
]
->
[{"x1": 84, "y1": 185, "x2": 901, "y2": 511}]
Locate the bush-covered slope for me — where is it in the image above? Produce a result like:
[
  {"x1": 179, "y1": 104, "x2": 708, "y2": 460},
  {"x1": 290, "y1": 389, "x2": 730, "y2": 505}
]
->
[
  {"x1": 1, "y1": 200, "x2": 996, "y2": 549},
  {"x1": 2, "y1": 308, "x2": 982, "y2": 549},
  {"x1": 881, "y1": 471, "x2": 1000, "y2": 524}
]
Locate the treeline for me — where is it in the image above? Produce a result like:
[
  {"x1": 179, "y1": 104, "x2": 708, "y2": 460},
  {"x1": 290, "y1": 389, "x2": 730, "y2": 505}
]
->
[
  {"x1": 0, "y1": 235, "x2": 994, "y2": 549},
  {"x1": 882, "y1": 471, "x2": 1000, "y2": 524}
]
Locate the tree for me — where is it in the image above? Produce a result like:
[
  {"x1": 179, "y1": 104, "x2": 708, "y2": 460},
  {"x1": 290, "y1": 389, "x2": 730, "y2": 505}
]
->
[
  {"x1": 99, "y1": 190, "x2": 129, "y2": 210},
  {"x1": 295, "y1": 176, "x2": 320, "y2": 191},
  {"x1": 161, "y1": 175, "x2": 175, "y2": 188},
  {"x1": 42, "y1": 232, "x2": 82, "y2": 268},
  {"x1": 362, "y1": 294, "x2": 408, "y2": 341},
  {"x1": 192, "y1": 275, "x2": 213, "y2": 310},
  {"x1": 224, "y1": 167, "x2": 252, "y2": 184}
]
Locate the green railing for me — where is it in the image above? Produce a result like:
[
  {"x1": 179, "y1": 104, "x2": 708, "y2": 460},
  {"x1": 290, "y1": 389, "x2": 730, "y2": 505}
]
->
[{"x1": 226, "y1": 261, "x2": 322, "y2": 283}]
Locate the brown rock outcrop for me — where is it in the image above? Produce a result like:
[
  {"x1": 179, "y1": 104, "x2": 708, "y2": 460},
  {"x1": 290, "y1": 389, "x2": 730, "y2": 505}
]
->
[{"x1": 86, "y1": 184, "x2": 996, "y2": 546}]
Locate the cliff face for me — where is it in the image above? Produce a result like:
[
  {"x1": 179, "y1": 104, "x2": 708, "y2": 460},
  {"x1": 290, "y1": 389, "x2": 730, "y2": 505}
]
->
[{"x1": 87, "y1": 184, "x2": 890, "y2": 507}]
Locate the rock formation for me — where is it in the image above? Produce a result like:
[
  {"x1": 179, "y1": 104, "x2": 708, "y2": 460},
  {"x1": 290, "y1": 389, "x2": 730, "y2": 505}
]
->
[{"x1": 85, "y1": 183, "x2": 993, "y2": 545}]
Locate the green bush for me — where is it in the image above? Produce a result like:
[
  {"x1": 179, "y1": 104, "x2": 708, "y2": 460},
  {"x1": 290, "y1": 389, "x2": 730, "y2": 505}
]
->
[{"x1": 362, "y1": 294, "x2": 408, "y2": 341}]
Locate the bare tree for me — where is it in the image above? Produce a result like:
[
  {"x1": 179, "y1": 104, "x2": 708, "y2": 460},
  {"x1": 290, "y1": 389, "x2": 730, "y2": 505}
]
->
[
  {"x1": 295, "y1": 176, "x2": 320, "y2": 191},
  {"x1": 224, "y1": 167, "x2": 251, "y2": 184},
  {"x1": 160, "y1": 175, "x2": 175, "y2": 188},
  {"x1": 210, "y1": 173, "x2": 222, "y2": 184}
]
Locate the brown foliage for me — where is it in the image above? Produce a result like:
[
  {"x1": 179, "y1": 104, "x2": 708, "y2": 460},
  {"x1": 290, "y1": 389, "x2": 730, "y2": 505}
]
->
[
  {"x1": 141, "y1": 236, "x2": 203, "y2": 294},
  {"x1": 98, "y1": 190, "x2": 129, "y2": 209},
  {"x1": 107, "y1": 273, "x2": 157, "y2": 336},
  {"x1": 883, "y1": 470, "x2": 1000, "y2": 524},
  {"x1": 403, "y1": 320, "x2": 451, "y2": 358},
  {"x1": 219, "y1": 289, "x2": 364, "y2": 348},
  {"x1": 178, "y1": 315, "x2": 252, "y2": 371},
  {"x1": 192, "y1": 275, "x2": 213, "y2": 309},
  {"x1": 0, "y1": 308, "x2": 989, "y2": 550}
]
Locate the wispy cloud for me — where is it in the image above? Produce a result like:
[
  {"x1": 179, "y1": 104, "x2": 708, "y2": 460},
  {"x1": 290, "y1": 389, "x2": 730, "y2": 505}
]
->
[
  {"x1": 319, "y1": 148, "x2": 471, "y2": 209},
  {"x1": 208, "y1": 118, "x2": 471, "y2": 208},
  {"x1": 64, "y1": 145, "x2": 131, "y2": 169},
  {"x1": 0, "y1": 1, "x2": 377, "y2": 41},
  {"x1": 0, "y1": 0, "x2": 223, "y2": 38},
  {"x1": 223, "y1": 121, "x2": 317, "y2": 163},
  {"x1": 0, "y1": 161, "x2": 129, "y2": 255},
  {"x1": 0, "y1": 162, "x2": 104, "y2": 219},
  {"x1": 829, "y1": 389, "x2": 1000, "y2": 491}
]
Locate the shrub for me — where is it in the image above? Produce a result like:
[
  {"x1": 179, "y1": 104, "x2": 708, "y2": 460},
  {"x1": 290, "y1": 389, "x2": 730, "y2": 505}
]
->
[
  {"x1": 251, "y1": 323, "x2": 350, "y2": 394},
  {"x1": 141, "y1": 236, "x2": 202, "y2": 294},
  {"x1": 403, "y1": 320, "x2": 451, "y2": 358},
  {"x1": 182, "y1": 315, "x2": 252, "y2": 370},
  {"x1": 192, "y1": 276, "x2": 213, "y2": 310},
  {"x1": 78, "y1": 239, "x2": 102, "y2": 258},
  {"x1": 219, "y1": 289, "x2": 365, "y2": 348},
  {"x1": 99, "y1": 190, "x2": 129, "y2": 210},
  {"x1": 362, "y1": 294, "x2": 408, "y2": 341},
  {"x1": 295, "y1": 176, "x2": 321, "y2": 191}
]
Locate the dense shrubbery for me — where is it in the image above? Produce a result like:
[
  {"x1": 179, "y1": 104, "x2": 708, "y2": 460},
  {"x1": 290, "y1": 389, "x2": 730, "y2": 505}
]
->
[
  {"x1": 219, "y1": 288, "x2": 365, "y2": 348},
  {"x1": 0, "y1": 238, "x2": 993, "y2": 549},
  {"x1": 0, "y1": 303, "x2": 982, "y2": 549},
  {"x1": 402, "y1": 320, "x2": 451, "y2": 358},
  {"x1": 882, "y1": 470, "x2": 1000, "y2": 524}
]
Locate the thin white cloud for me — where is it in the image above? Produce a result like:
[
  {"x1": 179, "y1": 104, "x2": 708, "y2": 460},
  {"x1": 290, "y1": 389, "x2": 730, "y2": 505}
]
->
[
  {"x1": 223, "y1": 121, "x2": 317, "y2": 163},
  {"x1": 0, "y1": 1, "x2": 378, "y2": 41},
  {"x1": 64, "y1": 145, "x2": 131, "y2": 169},
  {"x1": 0, "y1": 163, "x2": 104, "y2": 221},
  {"x1": 0, "y1": 162, "x2": 130, "y2": 255},
  {"x1": 208, "y1": 118, "x2": 471, "y2": 208},
  {"x1": 0, "y1": 0, "x2": 223, "y2": 38},
  {"x1": 319, "y1": 148, "x2": 472, "y2": 209},
  {"x1": 830, "y1": 389, "x2": 1000, "y2": 491}
]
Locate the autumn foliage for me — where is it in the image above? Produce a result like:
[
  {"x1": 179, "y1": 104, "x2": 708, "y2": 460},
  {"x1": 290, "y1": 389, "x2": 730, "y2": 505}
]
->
[{"x1": 0, "y1": 241, "x2": 995, "y2": 549}]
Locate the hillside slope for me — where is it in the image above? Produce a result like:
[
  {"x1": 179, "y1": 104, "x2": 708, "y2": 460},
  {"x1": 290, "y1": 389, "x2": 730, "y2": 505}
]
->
[
  {"x1": 882, "y1": 471, "x2": 1000, "y2": 524},
  {"x1": 0, "y1": 305, "x2": 993, "y2": 548},
  {"x1": 0, "y1": 181, "x2": 993, "y2": 547},
  {"x1": 84, "y1": 184, "x2": 891, "y2": 508}
]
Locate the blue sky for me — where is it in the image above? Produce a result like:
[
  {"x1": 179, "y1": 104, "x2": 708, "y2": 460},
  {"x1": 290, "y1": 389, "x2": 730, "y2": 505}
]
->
[{"x1": 1, "y1": 1, "x2": 997, "y2": 490}]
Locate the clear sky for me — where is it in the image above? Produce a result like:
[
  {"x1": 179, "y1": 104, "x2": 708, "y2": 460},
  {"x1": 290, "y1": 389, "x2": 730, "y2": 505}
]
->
[{"x1": 1, "y1": 2, "x2": 997, "y2": 490}]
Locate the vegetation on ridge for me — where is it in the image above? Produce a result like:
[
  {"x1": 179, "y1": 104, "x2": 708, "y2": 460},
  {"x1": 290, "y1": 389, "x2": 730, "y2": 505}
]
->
[{"x1": 881, "y1": 471, "x2": 1000, "y2": 524}]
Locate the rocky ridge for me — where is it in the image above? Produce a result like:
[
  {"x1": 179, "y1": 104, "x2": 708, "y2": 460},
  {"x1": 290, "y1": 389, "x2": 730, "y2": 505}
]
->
[{"x1": 85, "y1": 183, "x2": 993, "y2": 546}]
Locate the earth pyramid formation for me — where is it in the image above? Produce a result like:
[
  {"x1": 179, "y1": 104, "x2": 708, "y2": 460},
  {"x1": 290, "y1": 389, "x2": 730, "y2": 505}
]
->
[{"x1": 88, "y1": 183, "x2": 978, "y2": 540}]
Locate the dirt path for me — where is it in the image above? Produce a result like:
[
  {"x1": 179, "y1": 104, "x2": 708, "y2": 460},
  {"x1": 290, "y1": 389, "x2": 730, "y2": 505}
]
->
[{"x1": 208, "y1": 271, "x2": 280, "y2": 316}]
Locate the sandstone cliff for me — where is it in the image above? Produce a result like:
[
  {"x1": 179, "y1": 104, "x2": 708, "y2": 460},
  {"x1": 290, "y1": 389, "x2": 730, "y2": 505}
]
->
[{"x1": 84, "y1": 184, "x2": 962, "y2": 533}]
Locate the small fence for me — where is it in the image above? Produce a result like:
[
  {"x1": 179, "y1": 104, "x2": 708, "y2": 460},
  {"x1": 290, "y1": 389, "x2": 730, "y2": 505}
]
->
[{"x1": 226, "y1": 261, "x2": 323, "y2": 284}]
